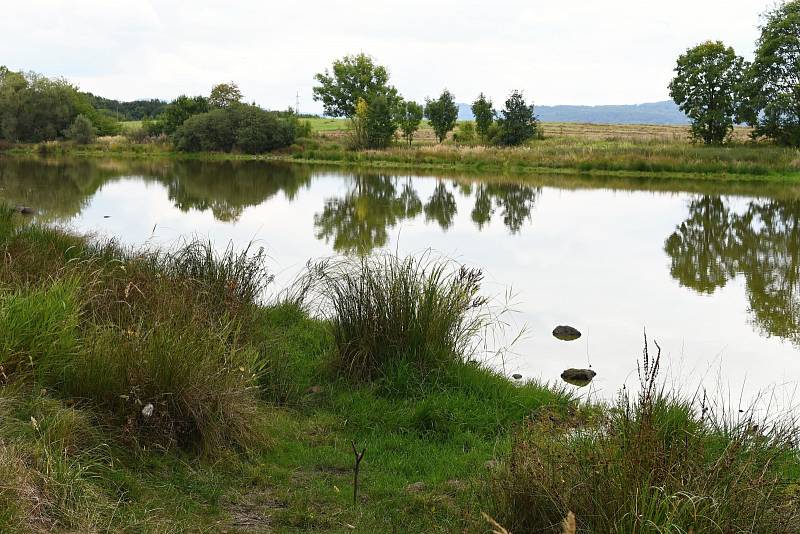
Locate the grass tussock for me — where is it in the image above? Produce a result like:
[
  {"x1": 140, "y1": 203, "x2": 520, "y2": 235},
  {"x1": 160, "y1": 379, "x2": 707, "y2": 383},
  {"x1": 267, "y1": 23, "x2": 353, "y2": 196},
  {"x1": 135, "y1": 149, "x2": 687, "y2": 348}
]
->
[
  {"x1": 306, "y1": 253, "x2": 489, "y2": 381},
  {"x1": 490, "y1": 335, "x2": 800, "y2": 533}
]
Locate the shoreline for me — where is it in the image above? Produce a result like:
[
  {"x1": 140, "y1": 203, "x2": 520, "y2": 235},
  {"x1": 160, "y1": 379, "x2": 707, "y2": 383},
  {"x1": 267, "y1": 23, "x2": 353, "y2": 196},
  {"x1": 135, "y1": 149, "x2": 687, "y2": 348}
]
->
[{"x1": 4, "y1": 140, "x2": 800, "y2": 185}]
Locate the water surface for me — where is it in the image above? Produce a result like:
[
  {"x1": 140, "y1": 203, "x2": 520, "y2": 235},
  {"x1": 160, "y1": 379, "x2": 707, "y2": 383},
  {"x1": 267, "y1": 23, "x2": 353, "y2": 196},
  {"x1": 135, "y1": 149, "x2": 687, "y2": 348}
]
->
[{"x1": 2, "y1": 156, "x2": 799, "y2": 406}]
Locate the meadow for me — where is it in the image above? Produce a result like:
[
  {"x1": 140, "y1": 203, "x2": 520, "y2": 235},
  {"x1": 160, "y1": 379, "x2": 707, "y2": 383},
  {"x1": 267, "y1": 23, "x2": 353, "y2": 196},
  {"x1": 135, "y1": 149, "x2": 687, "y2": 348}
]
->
[
  {"x1": 1, "y1": 204, "x2": 799, "y2": 533},
  {"x1": 101, "y1": 118, "x2": 800, "y2": 182}
]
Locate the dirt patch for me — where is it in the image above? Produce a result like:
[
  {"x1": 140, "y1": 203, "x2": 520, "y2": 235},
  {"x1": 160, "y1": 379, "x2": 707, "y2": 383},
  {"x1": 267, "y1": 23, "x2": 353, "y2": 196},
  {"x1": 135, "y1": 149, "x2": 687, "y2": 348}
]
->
[{"x1": 222, "y1": 490, "x2": 287, "y2": 533}]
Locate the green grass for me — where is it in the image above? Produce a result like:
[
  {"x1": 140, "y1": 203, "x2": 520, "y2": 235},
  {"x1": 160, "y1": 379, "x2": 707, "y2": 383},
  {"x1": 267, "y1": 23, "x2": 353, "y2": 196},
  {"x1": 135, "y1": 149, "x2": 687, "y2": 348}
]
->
[
  {"x1": 119, "y1": 120, "x2": 143, "y2": 132},
  {"x1": 490, "y1": 338, "x2": 800, "y2": 532},
  {"x1": 0, "y1": 205, "x2": 798, "y2": 532},
  {"x1": 303, "y1": 117, "x2": 348, "y2": 132}
]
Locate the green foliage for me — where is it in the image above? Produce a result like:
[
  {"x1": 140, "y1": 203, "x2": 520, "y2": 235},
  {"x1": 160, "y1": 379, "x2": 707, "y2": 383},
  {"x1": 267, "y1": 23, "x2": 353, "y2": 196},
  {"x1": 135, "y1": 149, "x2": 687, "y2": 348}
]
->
[
  {"x1": 425, "y1": 90, "x2": 459, "y2": 143},
  {"x1": 308, "y1": 253, "x2": 489, "y2": 381},
  {"x1": 398, "y1": 100, "x2": 424, "y2": 145},
  {"x1": 347, "y1": 95, "x2": 398, "y2": 149},
  {"x1": 495, "y1": 90, "x2": 538, "y2": 146},
  {"x1": 452, "y1": 121, "x2": 475, "y2": 144},
  {"x1": 80, "y1": 92, "x2": 167, "y2": 121},
  {"x1": 364, "y1": 93, "x2": 397, "y2": 149},
  {"x1": 0, "y1": 67, "x2": 98, "y2": 143},
  {"x1": 313, "y1": 53, "x2": 399, "y2": 118},
  {"x1": 669, "y1": 41, "x2": 745, "y2": 145},
  {"x1": 150, "y1": 95, "x2": 210, "y2": 136},
  {"x1": 471, "y1": 93, "x2": 495, "y2": 141},
  {"x1": 64, "y1": 114, "x2": 96, "y2": 145},
  {"x1": 749, "y1": 1, "x2": 800, "y2": 146},
  {"x1": 209, "y1": 81, "x2": 243, "y2": 109},
  {"x1": 172, "y1": 104, "x2": 296, "y2": 153}
]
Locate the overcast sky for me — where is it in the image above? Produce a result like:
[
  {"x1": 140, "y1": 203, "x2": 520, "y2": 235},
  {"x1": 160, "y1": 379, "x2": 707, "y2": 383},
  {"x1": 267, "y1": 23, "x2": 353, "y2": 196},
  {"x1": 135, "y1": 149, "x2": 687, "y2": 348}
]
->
[{"x1": 0, "y1": 0, "x2": 773, "y2": 112}]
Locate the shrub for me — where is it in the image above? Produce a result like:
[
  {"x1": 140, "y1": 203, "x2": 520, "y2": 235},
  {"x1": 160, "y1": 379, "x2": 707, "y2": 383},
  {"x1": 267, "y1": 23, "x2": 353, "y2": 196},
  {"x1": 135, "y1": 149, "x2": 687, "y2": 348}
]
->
[
  {"x1": 490, "y1": 336, "x2": 800, "y2": 533},
  {"x1": 307, "y1": 253, "x2": 489, "y2": 381},
  {"x1": 453, "y1": 121, "x2": 476, "y2": 144},
  {"x1": 172, "y1": 105, "x2": 297, "y2": 154},
  {"x1": 64, "y1": 114, "x2": 96, "y2": 145}
]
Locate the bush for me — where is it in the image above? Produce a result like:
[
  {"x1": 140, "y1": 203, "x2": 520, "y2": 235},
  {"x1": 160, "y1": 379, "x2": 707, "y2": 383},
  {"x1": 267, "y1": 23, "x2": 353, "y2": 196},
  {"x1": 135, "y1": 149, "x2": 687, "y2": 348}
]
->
[
  {"x1": 490, "y1": 337, "x2": 800, "y2": 533},
  {"x1": 172, "y1": 104, "x2": 297, "y2": 154},
  {"x1": 307, "y1": 253, "x2": 489, "y2": 381},
  {"x1": 453, "y1": 121, "x2": 476, "y2": 144},
  {"x1": 64, "y1": 114, "x2": 96, "y2": 145}
]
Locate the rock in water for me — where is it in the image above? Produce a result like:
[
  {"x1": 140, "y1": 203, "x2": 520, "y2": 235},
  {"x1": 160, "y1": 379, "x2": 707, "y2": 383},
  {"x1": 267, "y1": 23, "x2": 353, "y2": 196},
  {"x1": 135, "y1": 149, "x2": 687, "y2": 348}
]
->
[
  {"x1": 553, "y1": 325, "x2": 581, "y2": 341},
  {"x1": 560, "y1": 368, "x2": 596, "y2": 387},
  {"x1": 14, "y1": 206, "x2": 35, "y2": 215}
]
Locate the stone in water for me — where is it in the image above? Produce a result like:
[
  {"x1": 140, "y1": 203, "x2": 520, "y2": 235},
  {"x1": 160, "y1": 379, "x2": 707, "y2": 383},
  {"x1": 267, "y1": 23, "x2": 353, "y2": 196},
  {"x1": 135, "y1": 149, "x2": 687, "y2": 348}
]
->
[
  {"x1": 553, "y1": 325, "x2": 581, "y2": 341},
  {"x1": 560, "y1": 368, "x2": 596, "y2": 387}
]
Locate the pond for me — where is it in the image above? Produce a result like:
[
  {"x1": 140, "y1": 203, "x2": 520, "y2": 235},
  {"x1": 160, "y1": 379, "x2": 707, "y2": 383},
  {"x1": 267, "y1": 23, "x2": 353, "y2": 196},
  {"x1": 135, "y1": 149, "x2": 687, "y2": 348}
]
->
[{"x1": 2, "y1": 156, "x2": 799, "y2": 407}]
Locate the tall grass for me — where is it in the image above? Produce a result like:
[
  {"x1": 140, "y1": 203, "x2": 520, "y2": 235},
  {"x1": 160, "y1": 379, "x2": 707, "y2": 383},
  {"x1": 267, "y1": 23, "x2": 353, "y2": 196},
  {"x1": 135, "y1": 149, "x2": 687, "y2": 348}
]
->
[
  {"x1": 0, "y1": 213, "x2": 274, "y2": 452},
  {"x1": 490, "y1": 335, "x2": 800, "y2": 533},
  {"x1": 306, "y1": 253, "x2": 490, "y2": 381}
]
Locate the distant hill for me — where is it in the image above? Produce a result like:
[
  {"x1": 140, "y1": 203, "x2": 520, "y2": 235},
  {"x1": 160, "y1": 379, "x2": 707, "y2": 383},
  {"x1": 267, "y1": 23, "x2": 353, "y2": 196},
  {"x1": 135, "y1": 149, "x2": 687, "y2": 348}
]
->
[{"x1": 457, "y1": 100, "x2": 690, "y2": 125}]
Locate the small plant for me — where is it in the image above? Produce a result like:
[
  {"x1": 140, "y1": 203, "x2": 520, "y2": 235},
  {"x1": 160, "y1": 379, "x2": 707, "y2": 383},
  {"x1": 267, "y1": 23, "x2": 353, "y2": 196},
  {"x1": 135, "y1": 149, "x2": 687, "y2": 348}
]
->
[{"x1": 307, "y1": 253, "x2": 489, "y2": 381}]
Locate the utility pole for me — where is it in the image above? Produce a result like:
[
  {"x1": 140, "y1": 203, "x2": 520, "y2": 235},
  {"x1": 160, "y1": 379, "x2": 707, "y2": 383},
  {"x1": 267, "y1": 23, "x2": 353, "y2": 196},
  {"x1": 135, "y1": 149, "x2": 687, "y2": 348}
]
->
[{"x1": 295, "y1": 91, "x2": 300, "y2": 115}]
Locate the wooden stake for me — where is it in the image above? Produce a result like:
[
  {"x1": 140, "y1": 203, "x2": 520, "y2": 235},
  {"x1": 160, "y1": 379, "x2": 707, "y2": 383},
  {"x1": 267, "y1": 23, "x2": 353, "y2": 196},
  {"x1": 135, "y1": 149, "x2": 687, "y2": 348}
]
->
[{"x1": 351, "y1": 440, "x2": 366, "y2": 505}]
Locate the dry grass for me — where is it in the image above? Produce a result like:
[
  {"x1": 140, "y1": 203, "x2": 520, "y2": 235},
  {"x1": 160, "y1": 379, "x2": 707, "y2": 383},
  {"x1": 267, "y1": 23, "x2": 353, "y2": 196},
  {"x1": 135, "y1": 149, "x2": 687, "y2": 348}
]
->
[{"x1": 313, "y1": 120, "x2": 755, "y2": 144}]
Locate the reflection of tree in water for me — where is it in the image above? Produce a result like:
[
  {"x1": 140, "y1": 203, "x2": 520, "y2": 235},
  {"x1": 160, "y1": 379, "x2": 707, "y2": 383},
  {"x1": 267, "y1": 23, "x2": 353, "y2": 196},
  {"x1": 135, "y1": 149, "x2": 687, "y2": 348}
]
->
[
  {"x1": 424, "y1": 181, "x2": 457, "y2": 230},
  {"x1": 665, "y1": 195, "x2": 800, "y2": 345},
  {"x1": 664, "y1": 196, "x2": 738, "y2": 293},
  {"x1": 0, "y1": 158, "x2": 313, "y2": 224},
  {"x1": 471, "y1": 183, "x2": 540, "y2": 233},
  {"x1": 164, "y1": 161, "x2": 312, "y2": 222},
  {"x1": 0, "y1": 157, "x2": 126, "y2": 219},
  {"x1": 314, "y1": 174, "x2": 422, "y2": 255},
  {"x1": 314, "y1": 176, "x2": 542, "y2": 254}
]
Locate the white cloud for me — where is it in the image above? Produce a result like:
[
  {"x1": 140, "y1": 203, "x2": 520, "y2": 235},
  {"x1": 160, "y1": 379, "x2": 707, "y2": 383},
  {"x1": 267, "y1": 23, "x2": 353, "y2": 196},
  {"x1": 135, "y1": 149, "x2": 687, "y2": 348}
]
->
[{"x1": 0, "y1": 0, "x2": 771, "y2": 111}]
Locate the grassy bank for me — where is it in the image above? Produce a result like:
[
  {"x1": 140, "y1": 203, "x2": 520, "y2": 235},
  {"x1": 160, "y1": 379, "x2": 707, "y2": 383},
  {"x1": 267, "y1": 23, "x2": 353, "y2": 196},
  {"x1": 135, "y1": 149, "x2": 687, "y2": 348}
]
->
[
  {"x1": 1, "y1": 207, "x2": 799, "y2": 532},
  {"x1": 5, "y1": 121, "x2": 800, "y2": 183}
]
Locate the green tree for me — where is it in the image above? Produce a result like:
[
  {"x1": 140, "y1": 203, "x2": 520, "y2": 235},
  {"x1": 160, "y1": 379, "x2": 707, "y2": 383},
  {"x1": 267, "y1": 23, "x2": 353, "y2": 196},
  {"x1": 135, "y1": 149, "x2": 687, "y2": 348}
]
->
[
  {"x1": 748, "y1": 1, "x2": 800, "y2": 146},
  {"x1": 398, "y1": 100, "x2": 424, "y2": 145},
  {"x1": 669, "y1": 41, "x2": 745, "y2": 145},
  {"x1": 425, "y1": 90, "x2": 458, "y2": 143},
  {"x1": 471, "y1": 93, "x2": 495, "y2": 141},
  {"x1": 153, "y1": 95, "x2": 210, "y2": 135},
  {"x1": 209, "y1": 82, "x2": 243, "y2": 109},
  {"x1": 313, "y1": 54, "x2": 399, "y2": 118},
  {"x1": 364, "y1": 93, "x2": 397, "y2": 149},
  {"x1": 496, "y1": 90, "x2": 537, "y2": 146},
  {"x1": 64, "y1": 114, "x2": 96, "y2": 144},
  {"x1": 0, "y1": 67, "x2": 93, "y2": 142}
]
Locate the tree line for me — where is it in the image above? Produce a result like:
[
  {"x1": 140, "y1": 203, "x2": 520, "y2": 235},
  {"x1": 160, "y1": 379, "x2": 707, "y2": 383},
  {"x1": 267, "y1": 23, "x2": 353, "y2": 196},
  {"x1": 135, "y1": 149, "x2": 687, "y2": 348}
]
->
[
  {"x1": 312, "y1": 54, "x2": 539, "y2": 148},
  {"x1": 0, "y1": 68, "x2": 302, "y2": 153},
  {"x1": 670, "y1": 1, "x2": 800, "y2": 146}
]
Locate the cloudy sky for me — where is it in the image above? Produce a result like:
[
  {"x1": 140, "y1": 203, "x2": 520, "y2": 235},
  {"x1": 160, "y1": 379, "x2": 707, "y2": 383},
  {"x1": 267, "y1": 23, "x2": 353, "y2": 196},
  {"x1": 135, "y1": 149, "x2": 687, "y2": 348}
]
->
[{"x1": 1, "y1": 0, "x2": 772, "y2": 112}]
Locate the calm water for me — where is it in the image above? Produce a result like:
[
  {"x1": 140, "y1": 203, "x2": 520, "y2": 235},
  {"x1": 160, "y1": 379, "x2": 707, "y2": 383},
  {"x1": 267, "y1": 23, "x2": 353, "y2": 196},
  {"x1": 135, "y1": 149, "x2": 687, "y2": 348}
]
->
[{"x1": 2, "y1": 156, "x2": 800, "y2": 406}]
